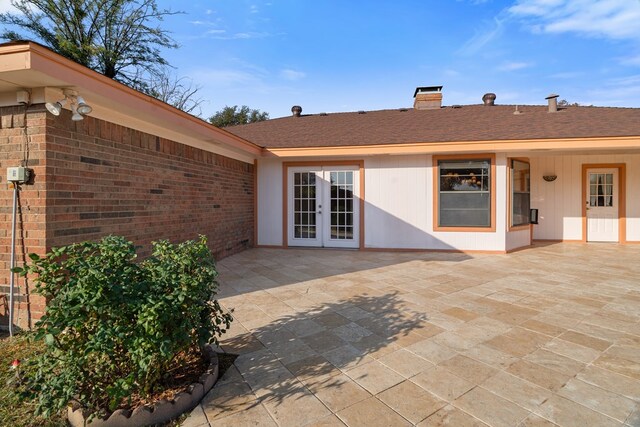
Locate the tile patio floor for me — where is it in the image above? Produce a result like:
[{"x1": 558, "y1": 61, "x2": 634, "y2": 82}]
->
[{"x1": 184, "y1": 243, "x2": 640, "y2": 427}]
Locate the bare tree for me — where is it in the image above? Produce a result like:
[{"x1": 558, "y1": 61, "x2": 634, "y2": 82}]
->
[
  {"x1": 0, "y1": 0, "x2": 180, "y2": 92},
  {"x1": 144, "y1": 69, "x2": 205, "y2": 116}
]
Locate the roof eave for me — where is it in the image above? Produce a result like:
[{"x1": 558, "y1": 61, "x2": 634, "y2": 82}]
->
[{"x1": 0, "y1": 41, "x2": 262, "y2": 163}]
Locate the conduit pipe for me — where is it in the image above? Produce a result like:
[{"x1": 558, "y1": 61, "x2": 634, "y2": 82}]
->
[{"x1": 9, "y1": 183, "x2": 18, "y2": 336}]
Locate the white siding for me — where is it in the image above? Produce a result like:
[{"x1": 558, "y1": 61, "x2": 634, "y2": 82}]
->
[
  {"x1": 530, "y1": 153, "x2": 640, "y2": 242},
  {"x1": 256, "y1": 158, "x2": 283, "y2": 246},
  {"x1": 364, "y1": 155, "x2": 506, "y2": 251},
  {"x1": 363, "y1": 156, "x2": 431, "y2": 248},
  {"x1": 256, "y1": 152, "x2": 640, "y2": 250},
  {"x1": 506, "y1": 229, "x2": 531, "y2": 251}
]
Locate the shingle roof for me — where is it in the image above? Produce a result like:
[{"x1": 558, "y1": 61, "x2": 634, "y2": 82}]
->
[{"x1": 226, "y1": 105, "x2": 640, "y2": 149}]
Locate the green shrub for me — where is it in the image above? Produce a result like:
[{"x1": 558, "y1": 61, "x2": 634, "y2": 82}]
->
[{"x1": 13, "y1": 235, "x2": 233, "y2": 419}]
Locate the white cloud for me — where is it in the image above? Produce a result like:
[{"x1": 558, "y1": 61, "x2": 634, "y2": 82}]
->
[
  {"x1": 192, "y1": 69, "x2": 263, "y2": 87},
  {"x1": 209, "y1": 32, "x2": 270, "y2": 40},
  {"x1": 458, "y1": 17, "x2": 505, "y2": 55},
  {"x1": 250, "y1": 5, "x2": 259, "y2": 14},
  {"x1": 618, "y1": 54, "x2": 640, "y2": 67},
  {"x1": 0, "y1": 1, "x2": 16, "y2": 13},
  {"x1": 280, "y1": 69, "x2": 306, "y2": 81},
  {"x1": 509, "y1": 0, "x2": 640, "y2": 40},
  {"x1": 548, "y1": 71, "x2": 583, "y2": 79},
  {"x1": 584, "y1": 74, "x2": 640, "y2": 106},
  {"x1": 498, "y1": 61, "x2": 534, "y2": 71}
]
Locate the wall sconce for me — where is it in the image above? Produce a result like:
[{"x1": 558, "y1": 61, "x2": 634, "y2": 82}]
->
[
  {"x1": 45, "y1": 89, "x2": 93, "y2": 121},
  {"x1": 543, "y1": 175, "x2": 557, "y2": 182}
]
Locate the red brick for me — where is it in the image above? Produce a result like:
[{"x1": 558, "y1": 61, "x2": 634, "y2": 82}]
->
[{"x1": 1, "y1": 105, "x2": 255, "y2": 328}]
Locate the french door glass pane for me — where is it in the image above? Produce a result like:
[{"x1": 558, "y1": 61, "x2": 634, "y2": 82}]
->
[
  {"x1": 329, "y1": 171, "x2": 354, "y2": 240},
  {"x1": 293, "y1": 172, "x2": 317, "y2": 238}
]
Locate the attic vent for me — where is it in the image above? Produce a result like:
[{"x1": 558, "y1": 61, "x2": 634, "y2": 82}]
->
[
  {"x1": 451, "y1": 105, "x2": 462, "y2": 109},
  {"x1": 482, "y1": 93, "x2": 496, "y2": 106},
  {"x1": 319, "y1": 112, "x2": 328, "y2": 116},
  {"x1": 545, "y1": 94, "x2": 559, "y2": 113},
  {"x1": 291, "y1": 105, "x2": 302, "y2": 117},
  {"x1": 358, "y1": 110, "x2": 366, "y2": 114},
  {"x1": 398, "y1": 108, "x2": 408, "y2": 112}
]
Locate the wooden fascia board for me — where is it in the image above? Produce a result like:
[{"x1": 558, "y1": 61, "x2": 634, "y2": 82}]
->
[
  {"x1": 4, "y1": 43, "x2": 261, "y2": 158},
  {"x1": 262, "y1": 136, "x2": 640, "y2": 157}
]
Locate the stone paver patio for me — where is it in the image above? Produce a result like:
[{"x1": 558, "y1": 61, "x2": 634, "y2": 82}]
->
[{"x1": 184, "y1": 243, "x2": 640, "y2": 427}]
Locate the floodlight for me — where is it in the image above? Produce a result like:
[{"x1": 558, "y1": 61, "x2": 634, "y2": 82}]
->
[
  {"x1": 71, "y1": 105, "x2": 84, "y2": 121},
  {"x1": 45, "y1": 99, "x2": 65, "y2": 116},
  {"x1": 76, "y1": 96, "x2": 92, "y2": 115}
]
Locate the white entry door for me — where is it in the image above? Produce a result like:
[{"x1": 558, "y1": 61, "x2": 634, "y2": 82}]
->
[
  {"x1": 288, "y1": 166, "x2": 360, "y2": 248},
  {"x1": 586, "y1": 168, "x2": 618, "y2": 242}
]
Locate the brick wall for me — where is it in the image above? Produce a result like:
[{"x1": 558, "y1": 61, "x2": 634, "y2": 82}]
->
[
  {"x1": 0, "y1": 106, "x2": 48, "y2": 329},
  {"x1": 1, "y1": 104, "x2": 255, "y2": 329}
]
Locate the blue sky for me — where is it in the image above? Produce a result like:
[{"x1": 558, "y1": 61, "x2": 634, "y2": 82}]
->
[
  {"x1": 3, "y1": 0, "x2": 640, "y2": 118},
  {"x1": 154, "y1": 0, "x2": 640, "y2": 118}
]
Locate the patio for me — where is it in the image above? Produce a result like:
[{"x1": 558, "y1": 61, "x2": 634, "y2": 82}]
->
[{"x1": 185, "y1": 243, "x2": 640, "y2": 427}]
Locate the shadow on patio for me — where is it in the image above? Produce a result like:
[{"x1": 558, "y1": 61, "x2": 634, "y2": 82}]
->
[{"x1": 202, "y1": 290, "x2": 436, "y2": 425}]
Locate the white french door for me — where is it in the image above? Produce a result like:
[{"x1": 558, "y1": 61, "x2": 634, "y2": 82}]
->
[
  {"x1": 586, "y1": 168, "x2": 618, "y2": 242},
  {"x1": 288, "y1": 166, "x2": 360, "y2": 248}
]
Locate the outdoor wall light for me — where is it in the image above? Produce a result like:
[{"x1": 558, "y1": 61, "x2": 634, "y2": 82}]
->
[
  {"x1": 45, "y1": 98, "x2": 66, "y2": 116},
  {"x1": 76, "y1": 96, "x2": 93, "y2": 115},
  {"x1": 71, "y1": 105, "x2": 84, "y2": 121},
  {"x1": 45, "y1": 89, "x2": 93, "y2": 121}
]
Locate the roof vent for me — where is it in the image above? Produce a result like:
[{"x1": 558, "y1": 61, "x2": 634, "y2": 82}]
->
[
  {"x1": 482, "y1": 93, "x2": 496, "y2": 106},
  {"x1": 413, "y1": 86, "x2": 443, "y2": 110},
  {"x1": 291, "y1": 105, "x2": 302, "y2": 117},
  {"x1": 319, "y1": 112, "x2": 328, "y2": 116},
  {"x1": 398, "y1": 108, "x2": 408, "y2": 112},
  {"x1": 358, "y1": 110, "x2": 366, "y2": 114},
  {"x1": 545, "y1": 94, "x2": 559, "y2": 113}
]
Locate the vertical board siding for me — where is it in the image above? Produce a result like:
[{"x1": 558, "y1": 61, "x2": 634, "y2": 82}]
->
[
  {"x1": 530, "y1": 153, "x2": 640, "y2": 242},
  {"x1": 257, "y1": 158, "x2": 283, "y2": 246}
]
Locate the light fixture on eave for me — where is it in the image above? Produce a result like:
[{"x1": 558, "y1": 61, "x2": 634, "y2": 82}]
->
[
  {"x1": 45, "y1": 89, "x2": 93, "y2": 121},
  {"x1": 45, "y1": 97, "x2": 66, "y2": 116},
  {"x1": 76, "y1": 95, "x2": 92, "y2": 115}
]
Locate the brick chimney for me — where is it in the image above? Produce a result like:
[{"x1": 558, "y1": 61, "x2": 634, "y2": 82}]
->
[{"x1": 413, "y1": 86, "x2": 443, "y2": 110}]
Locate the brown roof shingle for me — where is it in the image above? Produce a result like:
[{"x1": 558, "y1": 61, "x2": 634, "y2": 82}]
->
[{"x1": 226, "y1": 105, "x2": 640, "y2": 149}]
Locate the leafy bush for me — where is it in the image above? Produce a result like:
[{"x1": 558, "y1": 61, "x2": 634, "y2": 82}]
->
[{"x1": 13, "y1": 235, "x2": 233, "y2": 419}]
